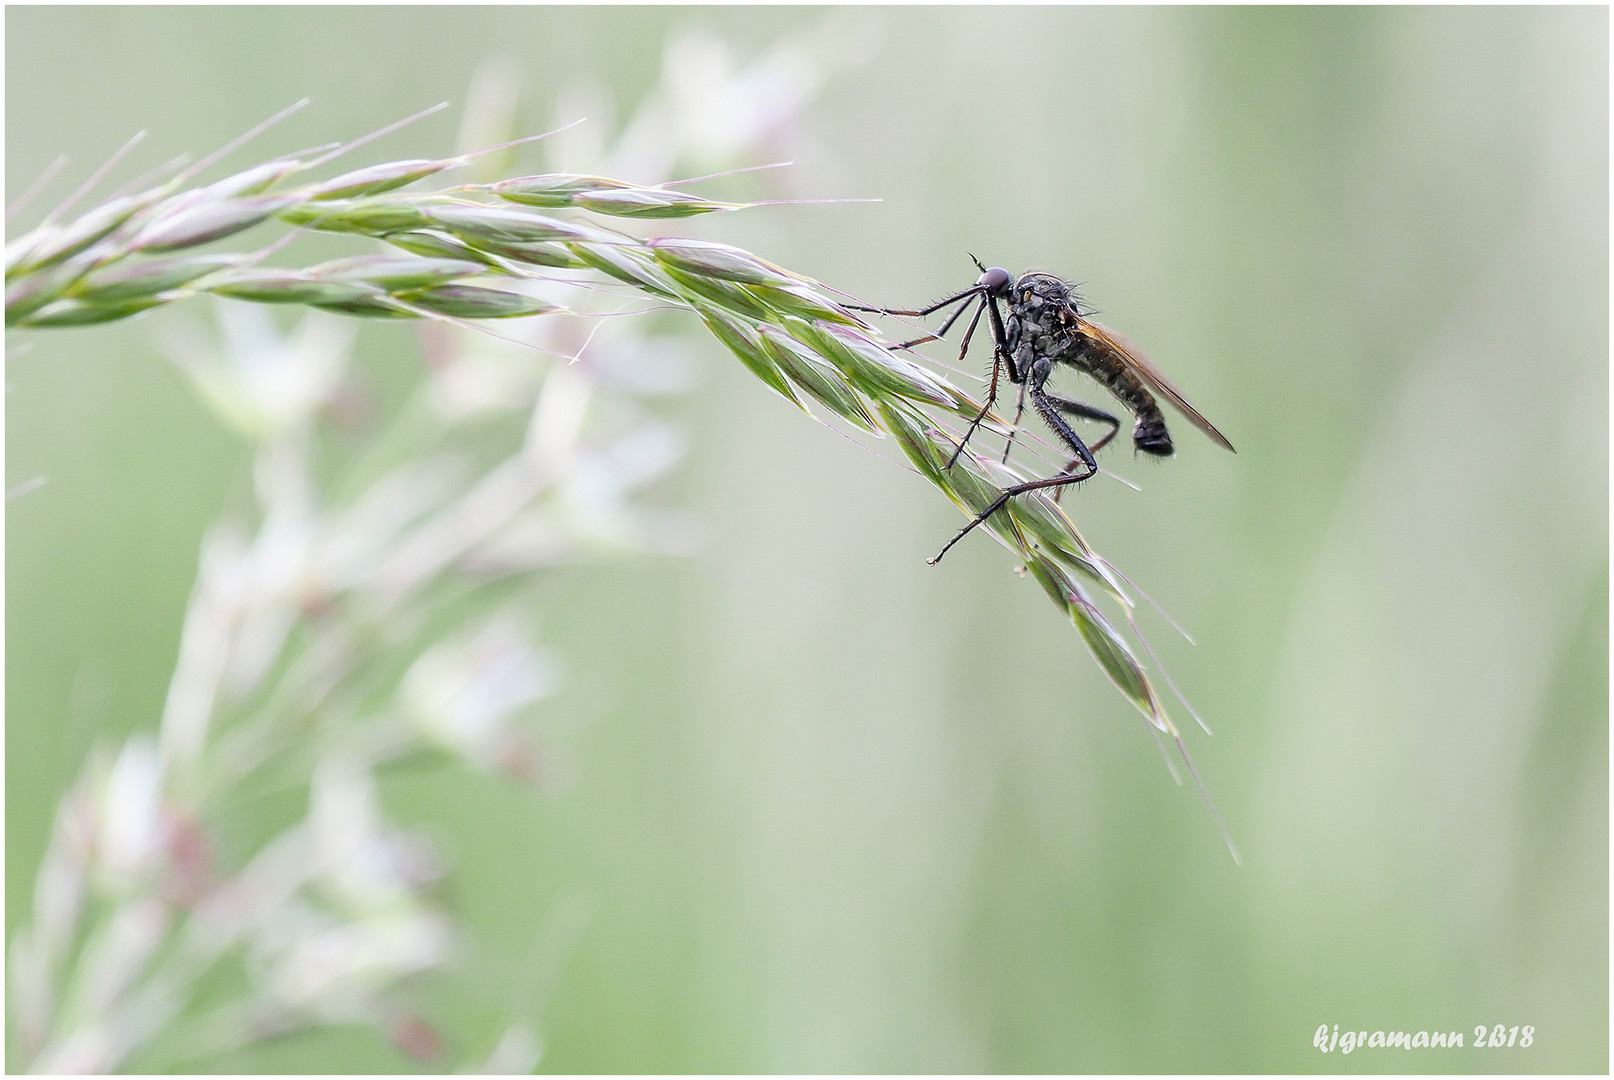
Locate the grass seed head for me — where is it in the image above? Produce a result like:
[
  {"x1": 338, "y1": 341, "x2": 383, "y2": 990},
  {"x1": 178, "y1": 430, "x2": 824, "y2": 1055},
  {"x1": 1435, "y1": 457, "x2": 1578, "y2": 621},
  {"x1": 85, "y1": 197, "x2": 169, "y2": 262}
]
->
[
  {"x1": 207, "y1": 269, "x2": 374, "y2": 305},
  {"x1": 197, "y1": 158, "x2": 306, "y2": 201},
  {"x1": 16, "y1": 295, "x2": 171, "y2": 327},
  {"x1": 73, "y1": 254, "x2": 243, "y2": 304},
  {"x1": 758, "y1": 324, "x2": 879, "y2": 431},
  {"x1": 307, "y1": 159, "x2": 453, "y2": 200},
  {"x1": 812, "y1": 323, "x2": 966, "y2": 413},
  {"x1": 744, "y1": 282, "x2": 859, "y2": 327},
  {"x1": 424, "y1": 204, "x2": 625, "y2": 247},
  {"x1": 277, "y1": 198, "x2": 432, "y2": 234},
  {"x1": 461, "y1": 238, "x2": 585, "y2": 270},
  {"x1": 14, "y1": 192, "x2": 160, "y2": 274},
  {"x1": 309, "y1": 255, "x2": 487, "y2": 291},
  {"x1": 572, "y1": 188, "x2": 739, "y2": 218},
  {"x1": 696, "y1": 307, "x2": 802, "y2": 409},
  {"x1": 309, "y1": 293, "x2": 415, "y2": 318},
  {"x1": 646, "y1": 237, "x2": 796, "y2": 286},
  {"x1": 134, "y1": 194, "x2": 300, "y2": 252},
  {"x1": 4, "y1": 127, "x2": 1178, "y2": 752},
  {"x1": 874, "y1": 400, "x2": 953, "y2": 489},
  {"x1": 490, "y1": 173, "x2": 636, "y2": 207},
  {"x1": 400, "y1": 284, "x2": 558, "y2": 320},
  {"x1": 382, "y1": 230, "x2": 495, "y2": 265},
  {"x1": 6, "y1": 262, "x2": 86, "y2": 324},
  {"x1": 569, "y1": 244, "x2": 683, "y2": 298},
  {"x1": 656, "y1": 263, "x2": 771, "y2": 320}
]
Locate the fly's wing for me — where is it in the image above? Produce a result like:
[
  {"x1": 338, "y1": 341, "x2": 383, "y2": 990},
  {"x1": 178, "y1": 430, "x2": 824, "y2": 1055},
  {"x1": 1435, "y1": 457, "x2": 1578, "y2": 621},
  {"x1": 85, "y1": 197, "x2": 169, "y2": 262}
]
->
[{"x1": 1078, "y1": 318, "x2": 1237, "y2": 453}]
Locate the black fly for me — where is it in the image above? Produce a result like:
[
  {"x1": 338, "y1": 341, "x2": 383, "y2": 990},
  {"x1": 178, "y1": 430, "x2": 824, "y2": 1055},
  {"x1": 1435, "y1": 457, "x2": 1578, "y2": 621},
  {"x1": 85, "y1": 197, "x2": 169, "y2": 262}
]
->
[{"x1": 851, "y1": 257, "x2": 1236, "y2": 563}]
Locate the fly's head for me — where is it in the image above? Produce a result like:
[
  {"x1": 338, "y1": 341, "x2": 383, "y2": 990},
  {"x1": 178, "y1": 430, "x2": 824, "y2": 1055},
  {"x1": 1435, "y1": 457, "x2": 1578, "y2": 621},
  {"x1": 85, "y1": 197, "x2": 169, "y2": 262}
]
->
[
  {"x1": 967, "y1": 254, "x2": 1015, "y2": 298},
  {"x1": 975, "y1": 265, "x2": 1014, "y2": 298}
]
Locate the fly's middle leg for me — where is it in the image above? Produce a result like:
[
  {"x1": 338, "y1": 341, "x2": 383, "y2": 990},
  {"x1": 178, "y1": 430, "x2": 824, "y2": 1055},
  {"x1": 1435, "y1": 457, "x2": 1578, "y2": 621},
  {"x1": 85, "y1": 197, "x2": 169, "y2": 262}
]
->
[{"x1": 999, "y1": 383, "x2": 1029, "y2": 465}]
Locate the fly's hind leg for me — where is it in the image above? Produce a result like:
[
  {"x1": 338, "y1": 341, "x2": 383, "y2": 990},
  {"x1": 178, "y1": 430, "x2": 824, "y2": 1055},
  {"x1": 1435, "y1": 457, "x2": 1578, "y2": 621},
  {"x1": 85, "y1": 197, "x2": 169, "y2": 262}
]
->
[
  {"x1": 1039, "y1": 391, "x2": 1121, "y2": 502},
  {"x1": 930, "y1": 385, "x2": 1102, "y2": 565}
]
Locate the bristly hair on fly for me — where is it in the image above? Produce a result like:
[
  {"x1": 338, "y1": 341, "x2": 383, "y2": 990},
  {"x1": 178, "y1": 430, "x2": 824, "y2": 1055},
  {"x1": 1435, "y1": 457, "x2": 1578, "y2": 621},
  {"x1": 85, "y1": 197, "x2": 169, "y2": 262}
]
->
[{"x1": 1020, "y1": 265, "x2": 1094, "y2": 316}]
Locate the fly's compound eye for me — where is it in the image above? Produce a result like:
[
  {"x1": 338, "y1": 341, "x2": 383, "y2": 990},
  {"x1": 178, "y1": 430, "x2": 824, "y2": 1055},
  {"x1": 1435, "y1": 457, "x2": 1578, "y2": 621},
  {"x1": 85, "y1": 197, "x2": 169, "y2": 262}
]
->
[{"x1": 977, "y1": 266, "x2": 1013, "y2": 295}]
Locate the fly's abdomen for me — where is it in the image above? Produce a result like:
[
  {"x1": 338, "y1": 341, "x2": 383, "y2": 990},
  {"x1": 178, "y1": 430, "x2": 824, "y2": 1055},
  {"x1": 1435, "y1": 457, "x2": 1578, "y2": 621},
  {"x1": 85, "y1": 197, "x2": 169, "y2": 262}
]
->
[
  {"x1": 1131, "y1": 409, "x2": 1173, "y2": 456},
  {"x1": 1073, "y1": 335, "x2": 1173, "y2": 455}
]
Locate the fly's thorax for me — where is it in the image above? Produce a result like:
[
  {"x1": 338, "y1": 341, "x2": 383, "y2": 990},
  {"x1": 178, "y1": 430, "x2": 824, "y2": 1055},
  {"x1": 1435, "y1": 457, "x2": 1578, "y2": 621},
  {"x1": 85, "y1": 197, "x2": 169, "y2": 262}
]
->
[
  {"x1": 1005, "y1": 273, "x2": 1082, "y2": 374},
  {"x1": 1005, "y1": 272, "x2": 1072, "y2": 318}
]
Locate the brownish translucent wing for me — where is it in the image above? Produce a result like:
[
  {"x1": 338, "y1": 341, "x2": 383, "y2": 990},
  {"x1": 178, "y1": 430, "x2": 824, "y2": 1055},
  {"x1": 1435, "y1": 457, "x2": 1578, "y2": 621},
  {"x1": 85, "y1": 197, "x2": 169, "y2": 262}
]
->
[{"x1": 1077, "y1": 318, "x2": 1237, "y2": 453}]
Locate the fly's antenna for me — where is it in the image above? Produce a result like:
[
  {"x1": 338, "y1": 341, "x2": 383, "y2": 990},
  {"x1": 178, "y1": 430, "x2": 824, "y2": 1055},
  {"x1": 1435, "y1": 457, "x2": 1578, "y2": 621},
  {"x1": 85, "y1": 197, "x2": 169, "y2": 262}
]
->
[{"x1": 968, "y1": 252, "x2": 988, "y2": 274}]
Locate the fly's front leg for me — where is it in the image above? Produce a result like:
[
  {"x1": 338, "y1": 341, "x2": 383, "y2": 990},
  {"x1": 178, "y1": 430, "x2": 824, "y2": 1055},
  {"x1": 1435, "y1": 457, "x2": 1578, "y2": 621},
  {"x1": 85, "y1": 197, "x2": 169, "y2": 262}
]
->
[
  {"x1": 946, "y1": 291, "x2": 1027, "y2": 470},
  {"x1": 842, "y1": 284, "x2": 983, "y2": 322},
  {"x1": 884, "y1": 292, "x2": 982, "y2": 351},
  {"x1": 949, "y1": 292, "x2": 1019, "y2": 469},
  {"x1": 944, "y1": 299, "x2": 1005, "y2": 469}
]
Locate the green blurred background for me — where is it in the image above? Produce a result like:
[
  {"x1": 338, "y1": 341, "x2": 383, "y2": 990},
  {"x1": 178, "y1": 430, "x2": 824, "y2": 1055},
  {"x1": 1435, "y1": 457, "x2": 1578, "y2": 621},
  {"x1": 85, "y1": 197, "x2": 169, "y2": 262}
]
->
[{"x1": 7, "y1": 6, "x2": 1606, "y2": 1073}]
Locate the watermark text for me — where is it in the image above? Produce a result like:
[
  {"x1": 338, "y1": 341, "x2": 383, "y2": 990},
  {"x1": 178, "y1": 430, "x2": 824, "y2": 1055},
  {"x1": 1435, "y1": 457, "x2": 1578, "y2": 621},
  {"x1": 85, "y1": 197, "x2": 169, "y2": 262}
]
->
[{"x1": 1313, "y1": 1024, "x2": 1534, "y2": 1054}]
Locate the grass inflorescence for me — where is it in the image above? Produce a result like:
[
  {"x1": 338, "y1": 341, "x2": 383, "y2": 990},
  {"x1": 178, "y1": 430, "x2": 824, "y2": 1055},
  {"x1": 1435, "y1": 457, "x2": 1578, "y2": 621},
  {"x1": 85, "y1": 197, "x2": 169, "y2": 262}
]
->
[
  {"x1": 10, "y1": 61, "x2": 1242, "y2": 1071},
  {"x1": 8, "y1": 105, "x2": 1234, "y2": 863}
]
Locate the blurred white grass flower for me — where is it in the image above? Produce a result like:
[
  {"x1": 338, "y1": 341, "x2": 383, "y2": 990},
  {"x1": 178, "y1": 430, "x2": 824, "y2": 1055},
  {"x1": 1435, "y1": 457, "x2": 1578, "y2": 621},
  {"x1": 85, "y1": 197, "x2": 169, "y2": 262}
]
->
[
  {"x1": 247, "y1": 761, "x2": 455, "y2": 1015},
  {"x1": 224, "y1": 495, "x2": 312, "y2": 698},
  {"x1": 472, "y1": 1022, "x2": 545, "y2": 1074},
  {"x1": 523, "y1": 354, "x2": 592, "y2": 469},
  {"x1": 9, "y1": 798, "x2": 89, "y2": 1048},
  {"x1": 309, "y1": 755, "x2": 401, "y2": 904},
  {"x1": 160, "y1": 526, "x2": 248, "y2": 779},
  {"x1": 600, "y1": 20, "x2": 881, "y2": 182},
  {"x1": 659, "y1": 30, "x2": 823, "y2": 164},
  {"x1": 96, "y1": 737, "x2": 166, "y2": 884},
  {"x1": 587, "y1": 417, "x2": 689, "y2": 496},
  {"x1": 259, "y1": 909, "x2": 454, "y2": 1020},
  {"x1": 59, "y1": 898, "x2": 171, "y2": 1032},
  {"x1": 161, "y1": 305, "x2": 355, "y2": 441},
  {"x1": 427, "y1": 332, "x2": 549, "y2": 420},
  {"x1": 588, "y1": 332, "x2": 699, "y2": 397},
  {"x1": 401, "y1": 614, "x2": 560, "y2": 774},
  {"x1": 311, "y1": 458, "x2": 466, "y2": 590}
]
